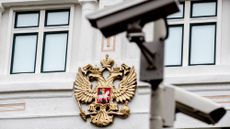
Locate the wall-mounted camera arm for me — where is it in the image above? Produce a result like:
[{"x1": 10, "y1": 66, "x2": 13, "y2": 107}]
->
[
  {"x1": 126, "y1": 16, "x2": 170, "y2": 69},
  {"x1": 126, "y1": 20, "x2": 156, "y2": 70}
]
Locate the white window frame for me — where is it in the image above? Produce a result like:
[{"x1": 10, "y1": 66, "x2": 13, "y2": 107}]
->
[
  {"x1": 165, "y1": 0, "x2": 224, "y2": 84},
  {"x1": 0, "y1": 2, "x2": 86, "y2": 93},
  {"x1": 7, "y1": 5, "x2": 75, "y2": 74}
]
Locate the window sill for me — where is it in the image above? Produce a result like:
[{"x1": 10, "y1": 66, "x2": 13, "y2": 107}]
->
[
  {"x1": 0, "y1": 72, "x2": 150, "y2": 93},
  {"x1": 165, "y1": 65, "x2": 230, "y2": 85},
  {"x1": 0, "y1": 72, "x2": 76, "y2": 93}
]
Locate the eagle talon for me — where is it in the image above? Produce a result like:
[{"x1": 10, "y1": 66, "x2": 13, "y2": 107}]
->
[{"x1": 80, "y1": 111, "x2": 88, "y2": 121}]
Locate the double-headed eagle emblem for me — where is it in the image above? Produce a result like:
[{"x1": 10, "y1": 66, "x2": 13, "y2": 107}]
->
[{"x1": 73, "y1": 55, "x2": 137, "y2": 127}]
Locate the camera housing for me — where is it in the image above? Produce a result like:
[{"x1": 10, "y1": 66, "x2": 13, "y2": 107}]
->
[
  {"x1": 166, "y1": 84, "x2": 227, "y2": 124},
  {"x1": 86, "y1": 0, "x2": 179, "y2": 38}
]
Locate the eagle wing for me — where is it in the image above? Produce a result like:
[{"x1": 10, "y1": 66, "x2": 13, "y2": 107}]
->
[
  {"x1": 74, "y1": 68, "x2": 96, "y2": 103},
  {"x1": 113, "y1": 66, "x2": 137, "y2": 103}
]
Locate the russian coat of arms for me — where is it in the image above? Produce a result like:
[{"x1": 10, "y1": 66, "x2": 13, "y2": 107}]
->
[{"x1": 73, "y1": 55, "x2": 137, "y2": 127}]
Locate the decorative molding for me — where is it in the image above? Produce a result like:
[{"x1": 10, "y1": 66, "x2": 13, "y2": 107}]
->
[
  {"x1": 165, "y1": 65, "x2": 230, "y2": 85},
  {"x1": 204, "y1": 95, "x2": 230, "y2": 107},
  {"x1": 165, "y1": 74, "x2": 230, "y2": 85},
  {"x1": 79, "y1": 0, "x2": 97, "y2": 3},
  {"x1": 1, "y1": 0, "x2": 78, "y2": 8},
  {"x1": 0, "y1": 75, "x2": 149, "y2": 94},
  {"x1": 101, "y1": 36, "x2": 116, "y2": 52},
  {"x1": 204, "y1": 95, "x2": 230, "y2": 99},
  {"x1": 0, "y1": 103, "x2": 25, "y2": 112},
  {"x1": 79, "y1": 0, "x2": 98, "y2": 10}
]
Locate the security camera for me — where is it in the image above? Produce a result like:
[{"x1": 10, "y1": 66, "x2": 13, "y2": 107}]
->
[
  {"x1": 86, "y1": 0, "x2": 179, "y2": 38},
  {"x1": 166, "y1": 84, "x2": 226, "y2": 124},
  {"x1": 86, "y1": 0, "x2": 179, "y2": 88}
]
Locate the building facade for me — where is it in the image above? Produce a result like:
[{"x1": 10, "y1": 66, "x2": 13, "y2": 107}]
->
[{"x1": 0, "y1": 0, "x2": 229, "y2": 129}]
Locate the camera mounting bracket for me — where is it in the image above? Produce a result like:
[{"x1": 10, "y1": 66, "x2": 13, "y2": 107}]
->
[{"x1": 126, "y1": 18, "x2": 169, "y2": 89}]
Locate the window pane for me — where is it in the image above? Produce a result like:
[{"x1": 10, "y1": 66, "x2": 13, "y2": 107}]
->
[
  {"x1": 190, "y1": 24, "x2": 216, "y2": 65},
  {"x1": 165, "y1": 26, "x2": 183, "y2": 66},
  {"x1": 45, "y1": 10, "x2": 69, "y2": 26},
  {"x1": 168, "y1": 3, "x2": 184, "y2": 19},
  {"x1": 42, "y1": 32, "x2": 68, "y2": 72},
  {"x1": 11, "y1": 34, "x2": 37, "y2": 73},
  {"x1": 15, "y1": 12, "x2": 39, "y2": 28},
  {"x1": 191, "y1": 1, "x2": 217, "y2": 17}
]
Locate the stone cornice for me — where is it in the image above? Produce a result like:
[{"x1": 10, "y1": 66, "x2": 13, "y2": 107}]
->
[
  {"x1": 78, "y1": 0, "x2": 98, "y2": 4},
  {"x1": 1, "y1": 0, "x2": 79, "y2": 8},
  {"x1": 79, "y1": 0, "x2": 98, "y2": 10}
]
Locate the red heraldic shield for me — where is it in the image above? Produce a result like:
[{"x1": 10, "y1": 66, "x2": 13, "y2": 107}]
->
[{"x1": 97, "y1": 88, "x2": 111, "y2": 104}]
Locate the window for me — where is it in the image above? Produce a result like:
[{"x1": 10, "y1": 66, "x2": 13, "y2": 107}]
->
[
  {"x1": 45, "y1": 9, "x2": 70, "y2": 26},
  {"x1": 165, "y1": 25, "x2": 184, "y2": 66},
  {"x1": 189, "y1": 23, "x2": 216, "y2": 65},
  {"x1": 191, "y1": 0, "x2": 217, "y2": 18},
  {"x1": 165, "y1": 0, "x2": 218, "y2": 66},
  {"x1": 15, "y1": 11, "x2": 40, "y2": 28},
  {"x1": 41, "y1": 32, "x2": 68, "y2": 72},
  {"x1": 11, "y1": 9, "x2": 71, "y2": 74},
  {"x1": 11, "y1": 33, "x2": 38, "y2": 73}
]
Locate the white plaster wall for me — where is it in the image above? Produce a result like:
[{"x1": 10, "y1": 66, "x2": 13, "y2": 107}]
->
[
  {"x1": 0, "y1": 0, "x2": 151, "y2": 87},
  {"x1": 164, "y1": 0, "x2": 230, "y2": 128},
  {"x1": 0, "y1": 84, "x2": 151, "y2": 129},
  {"x1": 0, "y1": 12, "x2": 4, "y2": 75},
  {"x1": 0, "y1": 8, "x2": 10, "y2": 75},
  {"x1": 220, "y1": 0, "x2": 230, "y2": 65},
  {"x1": 0, "y1": 0, "x2": 230, "y2": 129},
  {"x1": 0, "y1": 2, "x2": 153, "y2": 129},
  {"x1": 164, "y1": 0, "x2": 230, "y2": 84},
  {"x1": 0, "y1": 114, "x2": 150, "y2": 129}
]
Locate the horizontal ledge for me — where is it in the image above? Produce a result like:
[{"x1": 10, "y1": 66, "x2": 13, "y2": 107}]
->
[
  {"x1": 0, "y1": 74, "x2": 150, "y2": 93},
  {"x1": 165, "y1": 65, "x2": 230, "y2": 85},
  {"x1": 0, "y1": 81, "x2": 74, "y2": 93},
  {"x1": 165, "y1": 74, "x2": 230, "y2": 85},
  {"x1": 0, "y1": 112, "x2": 150, "y2": 120},
  {"x1": 1, "y1": 0, "x2": 79, "y2": 8}
]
